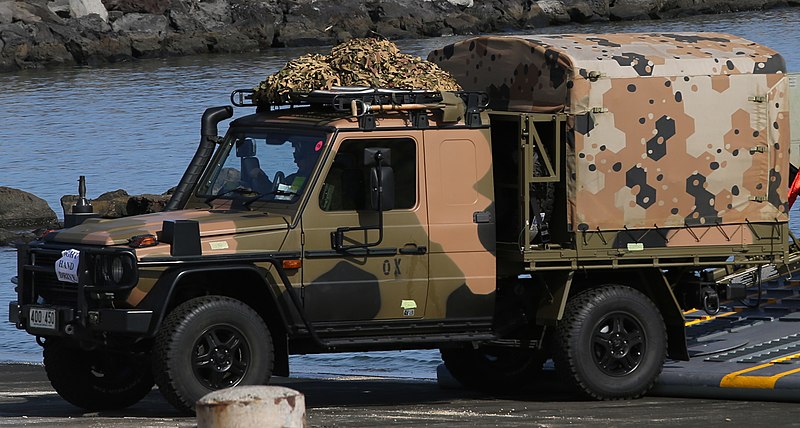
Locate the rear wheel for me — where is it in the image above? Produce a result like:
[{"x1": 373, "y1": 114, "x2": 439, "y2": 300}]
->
[
  {"x1": 555, "y1": 285, "x2": 666, "y2": 400},
  {"x1": 43, "y1": 339, "x2": 154, "y2": 411},
  {"x1": 152, "y1": 296, "x2": 274, "y2": 414},
  {"x1": 440, "y1": 346, "x2": 547, "y2": 391}
]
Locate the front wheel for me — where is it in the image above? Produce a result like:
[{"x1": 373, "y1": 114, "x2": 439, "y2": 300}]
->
[
  {"x1": 555, "y1": 285, "x2": 666, "y2": 400},
  {"x1": 43, "y1": 339, "x2": 154, "y2": 411},
  {"x1": 152, "y1": 296, "x2": 274, "y2": 414}
]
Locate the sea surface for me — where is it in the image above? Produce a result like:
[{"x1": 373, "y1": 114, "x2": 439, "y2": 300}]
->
[{"x1": 1, "y1": 8, "x2": 800, "y2": 379}]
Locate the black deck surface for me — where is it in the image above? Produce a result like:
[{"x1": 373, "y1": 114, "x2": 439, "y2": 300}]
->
[{"x1": 655, "y1": 278, "x2": 800, "y2": 401}]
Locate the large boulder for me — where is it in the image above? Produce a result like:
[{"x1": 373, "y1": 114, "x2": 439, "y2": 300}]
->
[
  {"x1": 7, "y1": 1, "x2": 65, "y2": 24},
  {"x1": 50, "y1": 18, "x2": 133, "y2": 66},
  {"x1": 167, "y1": 0, "x2": 230, "y2": 33},
  {"x1": 230, "y1": 0, "x2": 278, "y2": 48},
  {"x1": 0, "y1": 187, "x2": 58, "y2": 229},
  {"x1": 61, "y1": 189, "x2": 171, "y2": 218},
  {"x1": 69, "y1": 0, "x2": 108, "y2": 22},
  {"x1": 535, "y1": 0, "x2": 572, "y2": 23},
  {"x1": 464, "y1": 0, "x2": 550, "y2": 31},
  {"x1": 366, "y1": 0, "x2": 462, "y2": 39},
  {"x1": 275, "y1": 0, "x2": 371, "y2": 47},
  {"x1": 0, "y1": 2, "x2": 15, "y2": 24},
  {"x1": 102, "y1": 0, "x2": 170, "y2": 14},
  {"x1": 656, "y1": 0, "x2": 786, "y2": 18},
  {"x1": 0, "y1": 228, "x2": 37, "y2": 246},
  {"x1": 111, "y1": 12, "x2": 168, "y2": 37},
  {"x1": 608, "y1": 0, "x2": 659, "y2": 20},
  {"x1": 26, "y1": 21, "x2": 75, "y2": 67}
]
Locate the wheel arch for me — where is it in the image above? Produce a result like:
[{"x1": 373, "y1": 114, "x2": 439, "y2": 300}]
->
[
  {"x1": 569, "y1": 268, "x2": 688, "y2": 361},
  {"x1": 138, "y1": 264, "x2": 291, "y2": 376}
]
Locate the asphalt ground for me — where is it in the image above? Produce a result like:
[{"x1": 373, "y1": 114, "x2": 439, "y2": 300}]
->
[{"x1": 0, "y1": 363, "x2": 798, "y2": 427}]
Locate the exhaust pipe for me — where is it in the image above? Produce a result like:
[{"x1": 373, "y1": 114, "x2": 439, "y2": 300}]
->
[{"x1": 165, "y1": 106, "x2": 233, "y2": 211}]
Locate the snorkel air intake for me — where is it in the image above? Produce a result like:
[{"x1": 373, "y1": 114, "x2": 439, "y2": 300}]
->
[{"x1": 165, "y1": 106, "x2": 233, "y2": 211}]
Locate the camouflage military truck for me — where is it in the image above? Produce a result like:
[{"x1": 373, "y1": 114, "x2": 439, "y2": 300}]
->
[{"x1": 10, "y1": 33, "x2": 799, "y2": 413}]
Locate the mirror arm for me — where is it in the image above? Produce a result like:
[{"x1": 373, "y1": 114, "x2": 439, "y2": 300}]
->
[{"x1": 330, "y1": 153, "x2": 387, "y2": 252}]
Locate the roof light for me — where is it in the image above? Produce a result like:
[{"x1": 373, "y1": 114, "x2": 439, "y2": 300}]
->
[{"x1": 129, "y1": 234, "x2": 158, "y2": 248}]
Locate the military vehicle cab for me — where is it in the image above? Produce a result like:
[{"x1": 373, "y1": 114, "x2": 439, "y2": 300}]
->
[{"x1": 11, "y1": 33, "x2": 798, "y2": 414}]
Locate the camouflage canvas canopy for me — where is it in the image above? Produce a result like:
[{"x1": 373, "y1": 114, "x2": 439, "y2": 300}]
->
[{"x1": 430, "y1": 33, "x2": 790, "y2": 231}]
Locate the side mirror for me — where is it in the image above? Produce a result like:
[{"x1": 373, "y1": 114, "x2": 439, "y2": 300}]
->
[
  {"x1": 330, "y1": 147, "x2": 395, "y2": 251},
  {"x1": 370, "y1": 166, "x2": 395, "y2": 211},
  {"x1": 364, "y1": 148, "x2": 394, "y2": 211}
]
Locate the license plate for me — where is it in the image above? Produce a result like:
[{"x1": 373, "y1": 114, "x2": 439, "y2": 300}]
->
[{"x1": 29, "y1": 308, "x2": 56, "y2": 330}]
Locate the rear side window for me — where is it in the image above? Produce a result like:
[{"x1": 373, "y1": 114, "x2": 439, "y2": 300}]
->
[{"x1": 319, "y1": 138, "x2": 416, "y2": 211}]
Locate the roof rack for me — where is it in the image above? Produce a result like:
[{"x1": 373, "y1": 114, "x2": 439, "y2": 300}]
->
[{"x1": 230, "y1": 87, "x2": 489, "y2": 130}]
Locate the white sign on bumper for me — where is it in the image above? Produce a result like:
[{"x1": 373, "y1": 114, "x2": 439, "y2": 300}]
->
[{"x1": 54, "y1": 249, "x2": 80, "y2": 283}]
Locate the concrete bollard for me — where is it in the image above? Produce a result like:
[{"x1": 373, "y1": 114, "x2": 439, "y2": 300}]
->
[{"x1": 196, "y1": 385, "x2": 306, "y2": 428}]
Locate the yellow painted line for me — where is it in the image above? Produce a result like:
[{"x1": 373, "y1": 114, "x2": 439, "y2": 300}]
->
[
  {"x1": 720, "y1": 352, "x2": 800, "y2": 389},
  {"x1": 684, "y1": 311, "x2": 736, "y2": 327}
]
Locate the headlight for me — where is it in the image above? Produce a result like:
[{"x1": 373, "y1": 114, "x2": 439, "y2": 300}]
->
[
  {"x1": 89, "y1": 252, "x2": 137, "y2": 288},
  {"x1": 110, "y1": 257, "x2": 124, "y2": 284}
]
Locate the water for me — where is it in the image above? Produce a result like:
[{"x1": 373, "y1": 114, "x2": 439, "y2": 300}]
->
[{"x1": 1, "y1": 8, "x2": 800, "y2": 377}]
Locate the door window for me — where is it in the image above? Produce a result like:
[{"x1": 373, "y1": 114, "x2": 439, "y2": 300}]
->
[{"x1": 319, "y1": 138, "x2": 416, "y2": 211}]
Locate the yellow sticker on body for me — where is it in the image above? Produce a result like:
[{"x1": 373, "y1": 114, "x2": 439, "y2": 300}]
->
[
  {"x1": 400, "y1": 300, "x2": 417, "y2": 309},
  {"x1": 210, "y1": 241, "x2": 229, "y2": 250}
]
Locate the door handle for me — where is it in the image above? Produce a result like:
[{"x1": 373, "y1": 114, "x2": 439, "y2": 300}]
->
[
  {"x1": 399, "y1": 244, "x2": 427, "y2": 255},
  {"x1": 473, "y1": 211, "x2": 493, "y2": 224}
]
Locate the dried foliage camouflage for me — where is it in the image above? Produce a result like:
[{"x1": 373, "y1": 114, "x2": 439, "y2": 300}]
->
[{"x1": 254, "y1": 38, "x2": 462, "y2": 104}]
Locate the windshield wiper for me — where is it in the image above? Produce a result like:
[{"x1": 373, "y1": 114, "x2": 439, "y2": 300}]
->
[
  {"x1": 241, "y1": 188, "x2": 298, "y2": 208},
  {"x1": 204, "y1": 185, "x2": 256, "y2": 206}
]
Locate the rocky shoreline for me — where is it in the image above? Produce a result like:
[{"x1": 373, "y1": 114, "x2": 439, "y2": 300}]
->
[
  {"x1": 0, "y1": 186, "x2": 170, "y2": 246},
  {"x1": 1, "y1": 0, "x2": 798, "y2": 72}
]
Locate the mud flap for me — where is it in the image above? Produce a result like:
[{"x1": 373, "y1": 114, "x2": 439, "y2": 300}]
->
[
  {"x1": 534, "y1": 271, "x2": 573, "y2": 325},
  {"x1": 637, "y1": 268, "x2": 689, "y2": 361}
]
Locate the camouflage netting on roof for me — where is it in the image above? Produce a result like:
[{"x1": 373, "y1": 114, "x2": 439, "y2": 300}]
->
[{"x1": 254, "y1": 38, "x2": 462, "y2": 104}]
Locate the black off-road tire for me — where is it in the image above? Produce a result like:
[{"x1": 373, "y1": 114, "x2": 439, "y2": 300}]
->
[
  {"x1": 440, "y1": 346, "x2": 547, "y2": 391},
  {"x1": 43, "y1": 339, "x2": 154, "y2": 411},
  {"x1": 152, "y1": 296, "x2": 274, "y2": 414},
  {"x1": 555, "y1": 285, "x2": 666, "y2": 400}
]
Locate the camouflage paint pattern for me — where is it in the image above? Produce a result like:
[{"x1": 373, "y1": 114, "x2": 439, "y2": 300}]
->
[
  {"x1": 43, "y1": 106, "x2": 496, "y2": 321},
  {"x1": 47, "y1": 210, "x2": 289, "y2": 246},
  {"x1": 430, "y1": 33, "x2": 790, "y2": 230},
  {"x1": 47, "y1": 209, "x2": 293, "y2": 306},
  {"x1": 423, "y1": 127, "x2": 496, "y2": 318},
  {"x1": 296, "y1": 119, "x2": 496, "y2": 321}
]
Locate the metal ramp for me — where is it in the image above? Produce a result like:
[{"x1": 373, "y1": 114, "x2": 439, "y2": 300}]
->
[{"x1": 654, "y1": 277, "x2": 800, "y2": 401}]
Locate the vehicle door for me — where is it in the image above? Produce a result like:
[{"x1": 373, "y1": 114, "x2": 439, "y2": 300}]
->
[
  {"x1": 300, "y1": 132, "x2": 429, "y2": 322},
  {"x1": 423, "y1": 128, "x2": 496, "y2": 320}
]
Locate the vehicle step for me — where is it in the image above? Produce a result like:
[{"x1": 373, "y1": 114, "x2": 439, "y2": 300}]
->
[{"x1": 323, "y1": 332, "x2": 497, "y2": 348}]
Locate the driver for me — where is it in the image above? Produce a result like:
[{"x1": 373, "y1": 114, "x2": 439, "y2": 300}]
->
[{"x1": 273, "y1": 140, "x2": 321, "y2": 199}]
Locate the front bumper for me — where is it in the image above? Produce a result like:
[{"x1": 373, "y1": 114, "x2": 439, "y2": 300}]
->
[{"x1": 9, "y1": 301, "x2": 153, "y2": 337}]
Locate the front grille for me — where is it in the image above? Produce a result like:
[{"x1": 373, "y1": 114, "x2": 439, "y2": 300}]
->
[{"x1": 29, "y1": 249, "x2": 79, "y2": 306}]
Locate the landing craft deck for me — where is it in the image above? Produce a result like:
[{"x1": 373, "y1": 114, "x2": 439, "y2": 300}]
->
[{"x1": 656, "y1": 276, "x2": 800, "y2": 400}]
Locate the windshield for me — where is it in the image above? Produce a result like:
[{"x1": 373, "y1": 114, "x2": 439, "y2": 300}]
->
[{"x1": 198, "y1": 129, "x2": 327, "y2": 205}]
